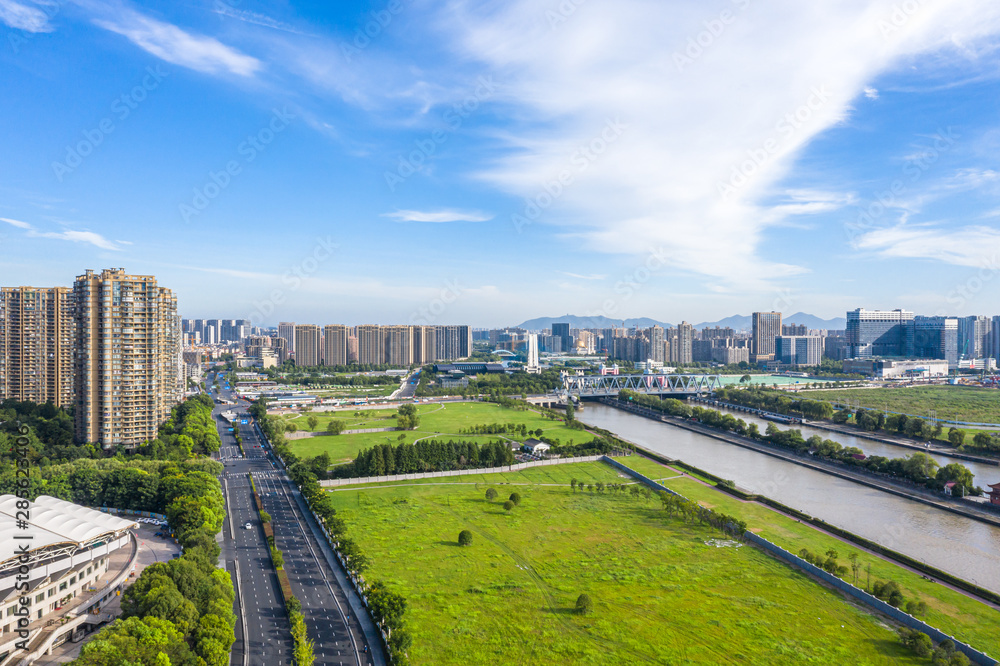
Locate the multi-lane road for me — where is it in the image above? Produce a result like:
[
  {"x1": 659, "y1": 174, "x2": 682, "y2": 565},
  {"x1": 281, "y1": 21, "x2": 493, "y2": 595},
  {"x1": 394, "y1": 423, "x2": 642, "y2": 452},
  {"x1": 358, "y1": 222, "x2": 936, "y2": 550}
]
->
[{"x1": 208, "y1": 372, "x2": 385, "y2": 666}]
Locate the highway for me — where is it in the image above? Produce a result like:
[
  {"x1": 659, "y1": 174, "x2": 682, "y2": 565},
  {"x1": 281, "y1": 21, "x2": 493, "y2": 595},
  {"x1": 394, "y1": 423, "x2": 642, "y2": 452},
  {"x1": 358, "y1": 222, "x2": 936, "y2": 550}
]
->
[{"x1": 209, "y1": 371, "x2": 386, "y2": 666}]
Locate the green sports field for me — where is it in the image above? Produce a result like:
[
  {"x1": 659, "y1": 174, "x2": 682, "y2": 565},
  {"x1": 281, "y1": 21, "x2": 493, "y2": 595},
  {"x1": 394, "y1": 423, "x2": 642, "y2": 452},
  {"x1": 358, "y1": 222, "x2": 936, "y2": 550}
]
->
[{"x1": 287, "y1": 401, "x2": 590, "y2": 463}]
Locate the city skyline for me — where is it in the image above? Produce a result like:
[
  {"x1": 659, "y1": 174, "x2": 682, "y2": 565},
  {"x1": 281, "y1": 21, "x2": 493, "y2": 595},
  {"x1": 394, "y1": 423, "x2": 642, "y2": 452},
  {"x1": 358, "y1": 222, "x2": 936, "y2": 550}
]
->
[{"x1": 2, "y1": 2, "x2": 1000, "y2": 326}]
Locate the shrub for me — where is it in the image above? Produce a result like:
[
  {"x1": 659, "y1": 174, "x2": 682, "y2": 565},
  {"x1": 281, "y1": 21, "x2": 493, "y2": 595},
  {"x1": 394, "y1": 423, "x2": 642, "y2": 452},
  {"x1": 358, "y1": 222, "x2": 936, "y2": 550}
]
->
[
  {"x1": 575, "y1": 593, "x2": 593, "y2": 615},
  {"x1": 503, "y1": 500, "x2": 514, "y2": 512},
  {"x1": 509, "y1": 492, "x2": 521, "y2": 506},
  {"x1": 485, "y1": 488, "x2": 498, "y2": 501},
  {"x1": 458, "y1": 530, "x2": 473, "y2": 547}
]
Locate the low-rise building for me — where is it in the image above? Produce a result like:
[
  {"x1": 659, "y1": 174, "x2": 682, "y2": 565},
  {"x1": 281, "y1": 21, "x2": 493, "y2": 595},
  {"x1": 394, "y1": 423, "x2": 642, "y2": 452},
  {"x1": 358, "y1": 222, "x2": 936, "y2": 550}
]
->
[{"x1": 842, "y1": 358, "x2": 950, "y2": 379}]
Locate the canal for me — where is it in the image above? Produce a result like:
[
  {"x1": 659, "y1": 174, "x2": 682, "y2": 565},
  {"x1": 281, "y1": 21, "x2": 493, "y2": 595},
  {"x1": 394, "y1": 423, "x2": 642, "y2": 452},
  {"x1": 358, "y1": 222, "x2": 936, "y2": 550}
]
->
[{"x1": 580, "y1": 402, "x2": 1000, "y2": 594}]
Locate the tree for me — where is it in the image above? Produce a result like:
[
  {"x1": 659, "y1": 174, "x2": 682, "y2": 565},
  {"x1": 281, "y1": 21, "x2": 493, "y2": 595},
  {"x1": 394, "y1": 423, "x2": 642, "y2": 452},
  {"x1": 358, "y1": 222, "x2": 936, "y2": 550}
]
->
[
  {"x1": 397, "y1": 404, "x2": 420, "y2": 430},
  {"x1": 326, "y1": 419, "x2": 346, "y2": 435},
  {"x1": 306, "y1": 415, "x2": 318, "y2": 431},
  {"x1": 458, "y1": 529, "x2": 473, "y2": 546},
  {"x1": 503, "y1": 500, "x2": 514, "y2": 512},
  {"x1": 271, "y1": 546, "x2": 284, "y2": 570},
  {"x1": 575, "y1": 593, "x2": 593, "y2": 615},
  {"x1": 259, "y1": 511, "x2": 271, "y2": 524},
  {"x1": 948, "y1": 428, "x2": 966, "y2": 448},
  {"x1": 900, "y1": 628, "x2": 933, "y2": 658},
  {"x1": 565, "y1": 401, "x2": 575, "y2": 421},
  {"x1": 936, "y1": 463, "x2": 975, "y2": 491},
  {"x1": 902, "y1": 453, "x2": 939, "y2": 482},
  {"x1": 509, "y1": 492, "x2": 522, "y2": 506},
  {"x1": 570, "y1": 478, "x2": 578, "y2": 493},
  {"x1": 485, "y1": 488, "x2": 497, "y2": 501}
]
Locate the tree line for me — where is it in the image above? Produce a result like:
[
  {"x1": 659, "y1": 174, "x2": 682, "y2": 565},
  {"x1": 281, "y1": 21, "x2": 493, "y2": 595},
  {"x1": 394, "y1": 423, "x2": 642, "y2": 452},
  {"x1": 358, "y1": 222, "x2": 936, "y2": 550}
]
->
[
  {"x1": 618, "y1": 390, "x2": 982, "y2": 496},
  {"x1": 339, "y1": 439, "x2": 516, "y2": 478}
]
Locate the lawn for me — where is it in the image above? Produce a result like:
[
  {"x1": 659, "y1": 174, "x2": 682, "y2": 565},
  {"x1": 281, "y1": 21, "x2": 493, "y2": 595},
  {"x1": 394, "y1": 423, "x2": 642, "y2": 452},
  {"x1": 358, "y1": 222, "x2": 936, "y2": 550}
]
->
[
  {"x1": 288, "y1": 401, "x2": 591, "y2": 463},
  {"x1": 605, "y1": 457, "x2": 1000, "y2": 658},
  {"x1": 328, "y1": 462, "x2": 927, "y2": 665},
  {"x1": 799, "y1": 385, "x2": 1000, "y2": 425}
]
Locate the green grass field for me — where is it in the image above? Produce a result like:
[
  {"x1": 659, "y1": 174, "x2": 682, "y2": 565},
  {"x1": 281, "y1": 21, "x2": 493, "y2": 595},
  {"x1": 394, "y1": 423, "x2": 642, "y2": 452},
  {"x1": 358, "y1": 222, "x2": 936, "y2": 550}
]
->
[
  {"x1": 799, "y1": 385, "x2": 1000, "y2": 424},
  {"x1": 328, "y1": 461, "x2": 936, "y2": 665},
  {"x1": 288, "y1": 401, "x2": 590, "y2": 463},
  {"x1": 618, "y1": 459, "x2": 1000, "y2": 658}
]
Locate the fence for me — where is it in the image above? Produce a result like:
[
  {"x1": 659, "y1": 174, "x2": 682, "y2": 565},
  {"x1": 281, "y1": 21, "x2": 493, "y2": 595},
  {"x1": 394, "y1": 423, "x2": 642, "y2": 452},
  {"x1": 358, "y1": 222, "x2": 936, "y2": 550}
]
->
[
  {"x1": 607, "y1": 457, "x2": 998, "y2": 666},
  {"x1": 319, "y1": 456, "x2": 604, "y2": 487},
  {"x1": 745, "y1": 533, "x2": 997, "y2": 666}
]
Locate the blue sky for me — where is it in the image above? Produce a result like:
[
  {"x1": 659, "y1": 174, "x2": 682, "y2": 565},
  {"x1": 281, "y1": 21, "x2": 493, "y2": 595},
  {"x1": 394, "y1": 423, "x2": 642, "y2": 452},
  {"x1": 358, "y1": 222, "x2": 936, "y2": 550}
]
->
[{"x1": 1, "y1": 0, "x2": 999, "y2": 327}]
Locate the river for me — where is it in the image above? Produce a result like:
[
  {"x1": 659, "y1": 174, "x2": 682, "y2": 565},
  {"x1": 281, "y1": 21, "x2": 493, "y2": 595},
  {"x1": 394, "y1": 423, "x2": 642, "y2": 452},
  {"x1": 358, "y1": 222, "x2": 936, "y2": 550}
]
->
[{"x1": 580, "y1": 402, "x2": 1000, "y2": 594}]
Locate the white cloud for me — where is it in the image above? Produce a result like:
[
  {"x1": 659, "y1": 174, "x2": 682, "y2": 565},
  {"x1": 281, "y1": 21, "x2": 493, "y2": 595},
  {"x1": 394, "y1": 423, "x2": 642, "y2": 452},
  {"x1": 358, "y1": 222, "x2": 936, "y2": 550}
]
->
[
  {"x1": 0, "y1": 217, "x2": 33, "y2": 229},
  {"x1": 32, "y1": 229, "x2": 122, "y2": 250},
  {"x1": 852, "y1": 223, "x2": 1000, "y2": 267},
  {"x1": 431, "y1": 0, "x2": 1000, "y2": 290},
  {"x1": 382, "y1": 209, "x2": 494, "y2": 223},
  {"x1": 94, "y1": 10, "x2": 261, "y2": 77},
  {"x1": 2, "y1": 217, "x2": 124, "y2": 250},
  {"x1": 864, "y1": 86, "x2": 879, "y2": 99},
  {"x1": 213, "y1": 6, "x2": 309, "y2": 36},
  {"x1": 0, "y1": 0, "x2": 52, "y2": 32},
  {"x1": 560, "y1": 271, "x2": 606, "y2": 280}
]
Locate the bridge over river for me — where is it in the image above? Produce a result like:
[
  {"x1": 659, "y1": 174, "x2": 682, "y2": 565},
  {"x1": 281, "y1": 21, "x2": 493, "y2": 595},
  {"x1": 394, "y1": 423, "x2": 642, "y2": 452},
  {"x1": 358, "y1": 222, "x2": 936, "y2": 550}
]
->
[{"x1": 561, "y1": 373, "x2": 721, "y2": 398}]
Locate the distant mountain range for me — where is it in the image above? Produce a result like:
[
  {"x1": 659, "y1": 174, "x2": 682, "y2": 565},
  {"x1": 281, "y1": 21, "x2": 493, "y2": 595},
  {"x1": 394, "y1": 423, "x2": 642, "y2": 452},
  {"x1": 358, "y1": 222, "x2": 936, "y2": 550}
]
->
[
  {"x1": 513, "y1": 312, "x2": 845, "y2": 332},
  {"x1": 514, "y1": 315, "x2": 672, "y2": 330}
]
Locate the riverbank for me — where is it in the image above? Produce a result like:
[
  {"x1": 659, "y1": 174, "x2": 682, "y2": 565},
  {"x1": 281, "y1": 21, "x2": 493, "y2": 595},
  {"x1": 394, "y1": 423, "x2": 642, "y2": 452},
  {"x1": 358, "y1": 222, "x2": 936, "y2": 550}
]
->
[
  {"x1": 690, "y1": 397, "x2": 1000, "y2": 467},
  {"x1": 599, "y1": 398, "x2": 1000, "y2": 530}
]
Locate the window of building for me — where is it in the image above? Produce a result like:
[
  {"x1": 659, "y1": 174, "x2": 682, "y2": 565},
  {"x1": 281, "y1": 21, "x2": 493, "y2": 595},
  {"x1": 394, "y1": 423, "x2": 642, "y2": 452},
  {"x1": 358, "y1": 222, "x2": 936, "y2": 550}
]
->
[
  {"x1": 59, "y1": 582, "x2": 67, "y2": 591},
  {"x1": 48, "y1": 588, "x2": 55, "y2": 598},
  {"x1": 70, "y1": 576, "x2": 76, "y2": 585},
  {"x1": 34, "y1": 594, "x2": 43, "y2": 603}
]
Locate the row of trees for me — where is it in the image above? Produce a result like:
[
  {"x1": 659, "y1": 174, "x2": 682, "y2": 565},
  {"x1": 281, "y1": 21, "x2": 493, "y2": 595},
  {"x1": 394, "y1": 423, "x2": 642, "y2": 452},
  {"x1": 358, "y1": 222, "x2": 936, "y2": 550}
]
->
[
  {"x1": 414, "y1": 367, "x2": 563, "y2": 398},
  {"x1": 250, "y1": 400, "x2": 412, "y2": 664},
  {"x1": 617, "y1": 390, "x2": 982, "y2": 495},
  {"x1": 340, "y1": 439, "x2": 516, "y2": 478},
  {"x1": 713, "y1": 387, "x2": 835, "y2": 420},
  {"x1": 460, "y1": 422, "x2": 538, "y2": 437},
  {"x1": 72, "y1": 456, "x2": 234, "y2": 665}
]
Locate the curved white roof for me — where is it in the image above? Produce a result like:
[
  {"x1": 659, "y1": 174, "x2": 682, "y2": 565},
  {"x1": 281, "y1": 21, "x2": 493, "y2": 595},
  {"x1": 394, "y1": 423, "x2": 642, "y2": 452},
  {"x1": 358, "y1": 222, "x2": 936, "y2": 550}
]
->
[{"x1": 0, "y1": 495, "x2": 138, "y2": 559}]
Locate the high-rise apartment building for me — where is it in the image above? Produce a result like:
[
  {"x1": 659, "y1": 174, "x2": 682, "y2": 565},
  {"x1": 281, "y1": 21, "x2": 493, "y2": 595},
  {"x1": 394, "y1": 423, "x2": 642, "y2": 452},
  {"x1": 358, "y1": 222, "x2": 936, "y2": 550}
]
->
[
  {"x1": 73, "y1": 268, "x2": 181, "y2": 449},
  {"x1": 383, "y1": 325, "x2": 414, "y2": 366},
  {"x1": 357, "y1": 325, "x2": 383, "y2": 365},
  {"x1": 677, "y1": 322, "x2": 694, "y2": 364},
  {"x1": 912, "y1": 316, "x2": 959, "y2": 363},
  {"x1": 752, "y1": 312, "x2": 782, "y2": 361},
  {"x1": 958, "y1": 315, "x2": 991, "y2": 359},
  {"x1": 775, "y1": 336, "x2": 822, "y2": 367},
  {"x1": 278, "y1": 322, "x2": 296, "y2": 354},
  {"x1": 846, "y1": 308, "x2": 913, "y2": 358},
  {"x1": 647, "y1": 326, "x2": 665, "y2": 363},
  {"x1": 526, "y1": 333, "x2": 539, "y2": 369},
  {"x1": 0, "y1": 286, "x2": 74, "y2": 407},
  {"x1": 294, "y1": 325, "x2": 321, "y2": 367},
  {"x1": 435, "y1": 325, "x2": 472, "y2": 361},
  {"x1": 782, "y1": 323, "x2": 808, "y2": 336},
  {"x1": 323, "y1": 325, "x2": 349, "y2": 366},
  {"x1": 413, "y1": 325, "x2": 437, "y2": 364},
  {"x1": 992, "y1": 316, "x2": 1000, "y2": 360},
  {"x1": 551, "y1": 322, "x2": 572, "y2": 353}
]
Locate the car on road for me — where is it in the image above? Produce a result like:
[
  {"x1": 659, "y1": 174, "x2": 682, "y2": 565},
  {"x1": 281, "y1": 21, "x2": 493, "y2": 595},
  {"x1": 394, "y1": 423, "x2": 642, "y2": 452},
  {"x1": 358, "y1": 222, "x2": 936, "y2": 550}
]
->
[{"x1": 244, "y1": 522, "x2": 252, "y2": 530}]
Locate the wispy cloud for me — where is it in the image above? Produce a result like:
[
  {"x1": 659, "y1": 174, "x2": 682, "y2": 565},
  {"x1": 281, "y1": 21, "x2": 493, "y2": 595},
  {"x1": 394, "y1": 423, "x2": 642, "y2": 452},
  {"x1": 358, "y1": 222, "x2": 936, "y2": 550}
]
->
[
  {"x1": 3, "y1": 217, "x2": 124, "y2": 250},
  {"x1": 0, "y1": 0, "x2": 52, "y2": 32},
  {"x1": 852, "y1": 223, "x2": 1000, "y2": 267},
  {"x1": 94, "y1": 9, "x2": 261, "y2": 77},
  {"x1": 382, "y1": 209, "x2": 494, "y2": 223},
  {"x1": 431, "y1": 0, "x2": 1000, "y2": 290},
  {"x1": 213, "y1": 6, "x2": 309, "y2": 36},
  {"x1": 864, "y1": 86, "x2": 879, "y2": 100},
  {"x1": 560, "y1": 271, "x2": 606, "y2": 280},
  {"x1": 1, "y1": 217, "x2": 32, "y2": 229}
]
